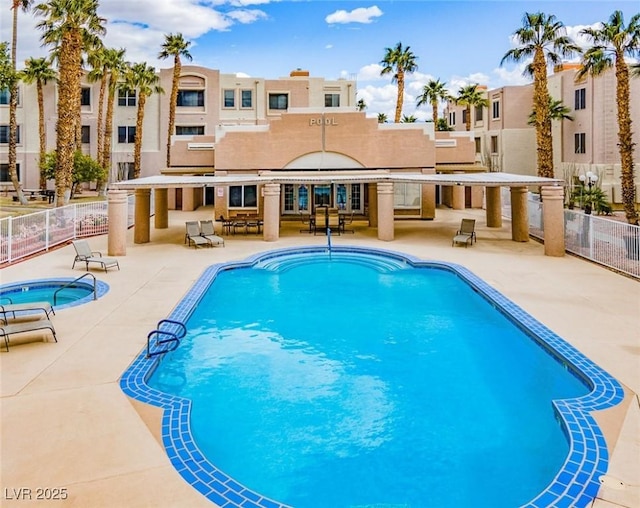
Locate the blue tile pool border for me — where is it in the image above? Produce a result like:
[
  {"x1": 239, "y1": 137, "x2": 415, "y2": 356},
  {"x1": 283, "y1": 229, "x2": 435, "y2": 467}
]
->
[
  {"x1": 119, "y1": 245, "x2": 625, "y2": 508},
  {"x1": 0, "y1": 277, "x2": 109, "y2": 311}
]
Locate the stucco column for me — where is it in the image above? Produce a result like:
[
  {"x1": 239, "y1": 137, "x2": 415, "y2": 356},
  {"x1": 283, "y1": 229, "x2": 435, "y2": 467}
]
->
[
  {"x1": 452, "y1": 173, "x2": 465, "y2": 210},
  {"x1": 485, "y1": 186, "x2": 502, "y2": 228},
  {"x1": 262, "y1": 183, "x2": 281, "y2": 242},
  {"x1": 541, "y1": 185, "x2": 565, "y2": 257},
  {"x1": 107, "y1": 189, "x2": 128, "y2": 256},
  {"x1": 377, "y1": 182, "x2": 394, "y2": 241},
  {"x1": 368, "y1": 183, "x2": 378, "y2": 227},
  {"x1": 421, "y1": 168, "x2": 436, "y2": 219},
  {"x1": 510, "y1": 186, "x2": 529, "y2": 242},
  {"x1": 154, "y1": 188, "x2": 168, "y2": 229},
  {"x1": 134, "y1": 188, "x2": 151, "y2": 244}
]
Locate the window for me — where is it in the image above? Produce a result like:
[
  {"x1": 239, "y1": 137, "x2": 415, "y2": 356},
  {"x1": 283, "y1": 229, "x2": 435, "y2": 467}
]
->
[
  {"x1": 324, "y1": 93, "x2": 340, "y2": 107},
  {"x1": 1, "y1": 163, "x2": 20, "y2": 182},
  {"x1": 0, "y1": 125, "x2": 20, "y2": 144},
  {"x1": 268, "y1": 93, "x2": 288, "y2": 110},
  {"x1": 81, "y1": 87, "x2": 91, "y2": 106},
  {"x1": 81, "y1": 125, "x2": 90, "y2": 144},
  {"x1": 118, "y1": 89, "x2": 136, "y2": 106},
  {"x1": 223, "y1": 89, "x2": 235, "y2": 108},
  {"x1": 449, "y1": 111, "x2": 456, "y2": 125},
  {"x1": 117, "y1": 162, "x2": 134, "y2": 181},
  {"x1": 492, "y1": 100, "x2": 500, "y2": 119},
  {"x1": 575, "y1": 88, "x2": 586, "y2": 110},
  {"x1": 474, "y1": 105, "x2": 483, "y2": 121},
  {"x1": 490, "y1": 135, "x2": 498, "y2": 153},
  {"x1": 394, "y1": 183, "x2": 421, "y2": 208},
  {"x1": 0, "y1": 88, "x2": 9, "y2": 105},
  {"x1": 175, "y1": 125, "x2": 205, "y2": 135},
  {"x1": 177, "y1": 90, "x2": 204, "y2": 107},
  {"x1": 574, "y1": 133, "x2": 586, "y2": 154},
  {"x1": 229, "y1": 185, "x2": 257, "y2": 208},
  {"x1": 241, "y1": 90, "x2": 253, "y2": 108},
  {"x1": 117, "y1": 126, "x2": 136, "y2": 143},
  {"x1": 474, "y1": 137, "x2": 481, "y2": 153}
]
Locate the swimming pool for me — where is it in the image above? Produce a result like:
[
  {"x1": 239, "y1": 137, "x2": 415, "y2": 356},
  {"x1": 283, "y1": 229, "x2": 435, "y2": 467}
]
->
[
  {"x1": 121, "y1": 246, "x2": 624, "y2": 508},
  {"x1": 0, "y1": 277, "x2": 109, "y2": 309}
]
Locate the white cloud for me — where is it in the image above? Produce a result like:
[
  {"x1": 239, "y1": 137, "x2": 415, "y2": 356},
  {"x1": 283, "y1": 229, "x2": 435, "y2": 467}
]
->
[
  {"x1": 357, "y1": 63, "x2": 385, "y2": 82},
  {"x1": 491, "y1": 64, "x2": 532, "y2": 87},
  {"x1": 325, "y1": 6, "x2": 383, "y2": 25},
  {"x1": 226, "y1": 9, "x2": 268, "y2": 24}
]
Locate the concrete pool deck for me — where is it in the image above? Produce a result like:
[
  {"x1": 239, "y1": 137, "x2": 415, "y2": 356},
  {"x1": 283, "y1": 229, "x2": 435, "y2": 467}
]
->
[{"x1": 1, "y1": 207, "x2": 638, "y2": 507}]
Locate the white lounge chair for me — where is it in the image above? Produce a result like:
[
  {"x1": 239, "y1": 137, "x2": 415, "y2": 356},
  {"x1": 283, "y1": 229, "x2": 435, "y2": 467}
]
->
[
  {"x1": 199, "y1": 220, "x2": 225, "y2": 247},
  {"x1": 0, "y1": 301, "x2": 55, "y2": 323},
  {"x1": 72, "y1": 239, "x2": 120, "y2": 272},
  {"x1": 0, "y1": 318, "x2": 57, "y2": 351},
  {"x1": 452, "y1": 219, "x2": 477, "y2": 247},
  {"x1": 185, "y1": 221, "x2": 209, "y2": 248}
]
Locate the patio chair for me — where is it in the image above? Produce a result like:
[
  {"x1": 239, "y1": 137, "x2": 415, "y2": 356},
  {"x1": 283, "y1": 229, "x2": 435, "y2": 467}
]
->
[
  {"x1": 340, "y1": 210, "x2": 355, "y2": 234},
  {"x1": 72, "y1": 239, "x2": 120, "y2": 272},
  {"x1": 185, "y1": 221, "x2": 209, "y2": 248},
  {"x1": 313, "y1": 207, "x2": 327, "y2": 235},
  {"x1": 0, "y1": 317, "x2": 57, "y2": 352},
  {"x1": 452, "y1": 219, "x2": 477, "y2": 247},
  {"x1": 199, "y1": 220, "x2": 225, "y2": 247},
  {"x1": 327, "y1": 208, "x2": 341, "y2": 235},
  {"x1": 0, "y1": 302, "x2": 55, "y2": 324},
  {"x1": 218, "y1": 215, "x2": 234, "y2": 236}
]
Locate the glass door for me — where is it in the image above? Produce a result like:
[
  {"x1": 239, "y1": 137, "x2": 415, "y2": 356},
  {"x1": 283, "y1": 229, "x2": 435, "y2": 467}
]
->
[{"x1": 314, "y1": 185, "x2": 331, "y2": 209}]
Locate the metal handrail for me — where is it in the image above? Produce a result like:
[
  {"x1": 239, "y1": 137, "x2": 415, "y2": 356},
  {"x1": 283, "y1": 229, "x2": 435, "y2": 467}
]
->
[
  {"x1": 146, "y1": 319, "x2": 187, "y2": 358},
  {"x1": 53, "y1": 272, "x2": 97, "y2": 306}
]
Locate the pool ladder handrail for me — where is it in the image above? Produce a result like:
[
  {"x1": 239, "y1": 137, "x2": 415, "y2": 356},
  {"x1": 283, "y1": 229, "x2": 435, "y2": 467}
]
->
[
  {"x1": 147, "y1": 319, "x2": 187, "y2": 358},
  {"x1": 53, "y1": 272, "x2": 97, "y2": 306}
]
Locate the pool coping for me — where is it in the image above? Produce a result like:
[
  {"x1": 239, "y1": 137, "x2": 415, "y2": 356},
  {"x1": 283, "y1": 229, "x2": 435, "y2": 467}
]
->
[
  {"x1": 0, "y1": 277, "x2": 110, "y2": 311},
  {"x1": 119, "y1": 245, "x2": 625, "y2": 508}
]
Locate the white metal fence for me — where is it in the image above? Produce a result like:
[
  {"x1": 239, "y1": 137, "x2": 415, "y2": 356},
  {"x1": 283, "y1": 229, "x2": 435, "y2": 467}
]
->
[
  {"x1": 2, "y1": 192, "x2": 638, "y2": 278},
  {"x1": 502, "y1": 188, "x2": 640, "y2": 279},
  {"x1": 0, "y1": 195, "x2": 135, "y2": 264}
]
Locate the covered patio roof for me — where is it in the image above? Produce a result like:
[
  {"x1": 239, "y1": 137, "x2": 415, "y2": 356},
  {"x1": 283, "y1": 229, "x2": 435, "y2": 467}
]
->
[{"x1": 110, "y1": 171, "x2": 563, "y2": 190}]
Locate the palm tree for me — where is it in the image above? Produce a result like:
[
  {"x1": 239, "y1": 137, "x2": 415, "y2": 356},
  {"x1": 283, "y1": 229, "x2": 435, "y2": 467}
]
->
[
  {"x1": 158, "y1": 33, "x2": 192, "y2": 167},
  {"x1": 123, "y1": 62, "x2": 164, "y2": 179},
  {"x1": 20, "y1": 57, "x2": 56, "y2": 189},
  {"x1": 501, "y1": 12, "x2": 580, "y2": 179},
  {"x1": 527, "y1": 97, "x2": 573, "y2": 125},
  {"x1": 356, "y1": 98, "x2": 366, "y2": 111},
  {"x1": 416, "y1": 78, "x2": 450, "y2": 127},
  {"x1": 8, "y1": 0, "x2": 33, "y2": 205},
  {"x1": 86, "y1": 44, "x2": 107, "y2": 168},
  {"x1": 401, "y1": 114, "x2": 417, "y2": 123},
  {"x1": 380, "y1": 42, "x2": 418, "y2": 123},
  {"x1": 35, "y1": 0, "x2": 106, "y2": 206},
  {"x1": 578, "y1": 11, "x2": 640, "y2": 225},
  {"x1": 377, "y1": 112, "x2": 388, "y2": 124},
  {"x1": 100, "y1": 47, "x2": 126, "y2": 193},
  {"x1": 456, "y1": 84, "x2": 489, "y2": 131}
]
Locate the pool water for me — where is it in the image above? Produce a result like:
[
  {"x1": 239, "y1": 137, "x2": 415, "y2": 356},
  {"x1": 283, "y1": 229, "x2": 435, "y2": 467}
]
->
[
  {"x1": 0, "y1": 279, "x2": 107, "y2": 309},
  {"x1": 148, "y1": 252, "x2": 591, "y2": 507}
]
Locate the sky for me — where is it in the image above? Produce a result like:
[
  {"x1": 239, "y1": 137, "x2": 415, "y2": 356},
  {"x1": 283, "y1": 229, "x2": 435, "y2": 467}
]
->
[{"x1": 1, "y1": 0, "x2": 638, "y2": 120}]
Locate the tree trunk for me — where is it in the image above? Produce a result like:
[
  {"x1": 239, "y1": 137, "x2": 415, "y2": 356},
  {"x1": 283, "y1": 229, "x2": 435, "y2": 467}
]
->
[
  {"x1": 394, "y1": 70, "x2": 404, "y2": 123},
  {"x1": 431, "y1": 100, "x2": 438, "y2": 128},
  {"x1": 532, "y1": 48, "x2": 553, "y2": 178},
  {"x1": 167, "y1": 58, "x2": 181, "y2": 167},
  {"x1": 9, "y1": 4, "x2": 27, "y2": 205},
  {"x1": 96, "y1": 75, "x2": 106, "y2": 168},
  {"x1": 55, "y1": 31, "x2": 82, "y2": 207},
  {"x1": 615, "y1": 53, "x2": 639, "y2": 225},
  {"x1": 133, "y1": 92, "x2": 146, "y2": 179},
  {"x1": 37, "y1": 81, "x2": 47, "y2": 189},
  {"x1": 100, "y1": 78, "x2": 115, "y2": 195},
  {"x1": 465, "y1": 105, "x2": 471, "y2": 131}
]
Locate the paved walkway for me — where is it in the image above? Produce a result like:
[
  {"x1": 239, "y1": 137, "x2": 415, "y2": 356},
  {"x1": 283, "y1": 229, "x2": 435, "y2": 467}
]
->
[{"x1": 1, "y1": 208, "x2": 638, "y2": 507}]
